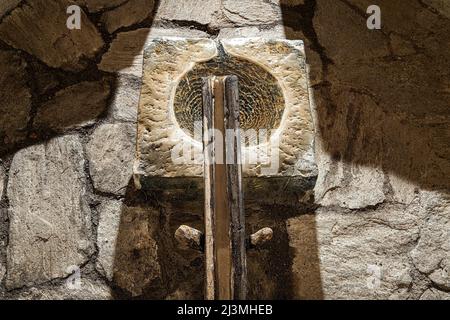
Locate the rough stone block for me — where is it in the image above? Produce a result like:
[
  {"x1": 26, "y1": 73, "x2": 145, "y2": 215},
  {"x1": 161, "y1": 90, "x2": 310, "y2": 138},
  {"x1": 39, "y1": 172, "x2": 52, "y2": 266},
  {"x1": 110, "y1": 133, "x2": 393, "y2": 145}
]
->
[
  {"x1": 87, "y1": 123, "x2": 136, "y2": 195},
  {"x1": 6, "y1": 135, "x2": 93, "y2": 289},
  {"x1": 34, "y1": 81, "x2": 110, "y2": 132},
  {"x1": 96, "y1": 200, "x2": 161, "y2": 297},
  {"x1": 105, "y1": 202, "x2": 161, "y2": 296},
  {"x1": 100, "y1": 0, "x2": 155, "y2": 34},
  {"x1": 0, "y1": 0, "x2": 104, "y2": 71},
  {"x1": 156, "y1": 0, "x2": 221, "y2": 25},
  {"x1": 134, "y1": 38, "x2": 316, "y2": 189}
]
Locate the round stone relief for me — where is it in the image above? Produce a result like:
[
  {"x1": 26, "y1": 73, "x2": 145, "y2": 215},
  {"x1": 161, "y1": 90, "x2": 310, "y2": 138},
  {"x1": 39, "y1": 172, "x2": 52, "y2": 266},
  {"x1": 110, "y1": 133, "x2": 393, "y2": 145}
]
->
[{"x1": 174, "y1": 54, "x2": 285, "y2": 140}]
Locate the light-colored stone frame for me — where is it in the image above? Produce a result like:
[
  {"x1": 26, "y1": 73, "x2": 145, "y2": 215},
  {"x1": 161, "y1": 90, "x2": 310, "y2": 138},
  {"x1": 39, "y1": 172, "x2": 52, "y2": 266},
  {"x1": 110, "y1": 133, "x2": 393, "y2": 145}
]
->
[{"x1": 134, "y1": 37, "x2": 316, "y2": 185}]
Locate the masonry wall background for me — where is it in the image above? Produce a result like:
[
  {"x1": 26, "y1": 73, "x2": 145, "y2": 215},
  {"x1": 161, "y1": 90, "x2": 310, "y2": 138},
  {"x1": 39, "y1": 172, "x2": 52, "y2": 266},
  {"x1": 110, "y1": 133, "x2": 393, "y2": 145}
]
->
[{"x1": 0, "y1": 0, "x2": 449, "y2": 299}]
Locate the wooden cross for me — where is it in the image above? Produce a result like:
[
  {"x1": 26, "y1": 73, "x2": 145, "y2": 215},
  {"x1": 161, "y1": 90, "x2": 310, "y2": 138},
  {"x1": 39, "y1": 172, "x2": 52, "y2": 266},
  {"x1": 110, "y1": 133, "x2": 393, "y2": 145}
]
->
[{"x1": 174, "y1": 75, "x2": 273, "y2": 300}]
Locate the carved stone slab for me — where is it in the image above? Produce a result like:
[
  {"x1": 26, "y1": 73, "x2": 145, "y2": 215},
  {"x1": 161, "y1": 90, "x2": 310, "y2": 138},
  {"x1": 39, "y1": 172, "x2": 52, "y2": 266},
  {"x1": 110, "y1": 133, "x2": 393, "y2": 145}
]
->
[{"x1": 134, "y1": 38, "x2": 316, "y2": 188}]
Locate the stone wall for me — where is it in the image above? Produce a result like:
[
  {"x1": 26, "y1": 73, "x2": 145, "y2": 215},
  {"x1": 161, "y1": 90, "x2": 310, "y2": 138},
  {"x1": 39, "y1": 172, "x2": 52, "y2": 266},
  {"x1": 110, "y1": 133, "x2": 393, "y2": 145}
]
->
[{"x1": 0, "y1": 0, "x2": 449, "y2": 299}]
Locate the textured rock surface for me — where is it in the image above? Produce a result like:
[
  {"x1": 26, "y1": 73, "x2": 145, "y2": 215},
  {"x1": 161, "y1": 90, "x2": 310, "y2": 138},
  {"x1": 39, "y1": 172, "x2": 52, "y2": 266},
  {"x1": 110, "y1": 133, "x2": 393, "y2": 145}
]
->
[
  {"x1": 87, "y1": 123, "x2": 136, "y2": 195},
  {"x1": 101, "y1": 0, "x2": 155, "y2": 33},
  {"x1": 34, "y1": 81, "x2": 110, "y2": 132},
  {"x1": 410, "y1": 191, "x2": 450, "y2": 288},
  {"x1": 0, "y1": 50, "x2": 31, "y2": 148},
  {"x1": 0, "y1": 165, "x2": 4, "y2": 201},
  {"x1": 288, "y1": 207, "x2": 424, "y2": 300},
  {"x1": 156, "y1": 0, "x2": 221, "y2": 25},
  {"x1": 135, "y1": 38, "x2": 316, "y2": 180},
  {"x1": 6, "y1": 135, "x2": 92, "y2": 289},
  {"x1": 76, "y1": 0, "x2": 128, "y2": 13},
  {"x1": 0, "y1": 0, "x2": 104, "y2": 71},
  {"x1": 1, "y1": 278, "x2": 112, "y2": 300},
  {"x1": 222, "y1": 0, "x2": 282, "y2": 25},
  {"x1": 420, "y1": 288, "x2": 450, "y2": 300},
  {"x1": 111, "y1": 204, "x2": 161, "y2": 296},
  {"x1": 99, "y1": 28, "x2": 150, "y2": 77},
  {"x1": 109, "y1": 75, "x2": 141, "y2": 122},
  {"x1": 0, "y1": 0, "x2": 449, "y2": 300},
  {"x1": 0, "y1": 0, "x2": 20, "y2": 18}
]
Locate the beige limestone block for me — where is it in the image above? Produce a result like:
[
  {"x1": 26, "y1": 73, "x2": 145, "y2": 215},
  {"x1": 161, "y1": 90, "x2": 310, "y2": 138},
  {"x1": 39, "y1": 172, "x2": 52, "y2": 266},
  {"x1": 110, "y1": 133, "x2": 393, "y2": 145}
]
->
[
  {"x1": 156, "y1": 0, "x2": 221, "y2": 25},
  {"x1": 0, "y1": 165, "x2": 4, "y2": 201},
  {"x1": 96, "y1": 200, "x2": 161, "y2": 297},
  {"x1": 287, "y1": 206, "x2": 422, "y2": 300},
  {"x1": 135, "y1": 38, "x2": 316, "y2": 183},
  {"x1": 6, "y1": 135, "x2": 92, "y2": 289},
  {"x1": 99, "y1": 28, "x2": 150, "y2": 77}
]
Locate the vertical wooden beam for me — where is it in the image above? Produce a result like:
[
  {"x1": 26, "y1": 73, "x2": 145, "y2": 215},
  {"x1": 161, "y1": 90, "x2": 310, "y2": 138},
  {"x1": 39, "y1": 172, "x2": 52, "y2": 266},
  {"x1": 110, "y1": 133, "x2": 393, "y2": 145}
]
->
[
  {"x1": 202, "y1": 77, "x2": 216, "y2": 300},
  {"x1": 224, "y1": 76, "x2": 247, "y2": 300},
  {"x1": 202, "y1": 75, "x2": 247, "y2": 300}
]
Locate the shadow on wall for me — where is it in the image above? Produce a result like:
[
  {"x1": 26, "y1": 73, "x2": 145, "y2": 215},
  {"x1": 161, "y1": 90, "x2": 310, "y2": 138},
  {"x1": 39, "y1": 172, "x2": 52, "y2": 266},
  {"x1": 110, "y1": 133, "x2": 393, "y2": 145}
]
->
[
  {"x1": 280, "y1": 0, "x2": 450, "y2": 299},
  {"x1": 281, "y1": 0, "x2": 450, "y2": 192}
]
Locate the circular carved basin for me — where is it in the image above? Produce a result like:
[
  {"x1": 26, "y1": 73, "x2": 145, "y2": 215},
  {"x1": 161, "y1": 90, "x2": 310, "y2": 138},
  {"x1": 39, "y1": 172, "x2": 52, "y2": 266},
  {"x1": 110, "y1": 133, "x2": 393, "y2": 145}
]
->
[{"x1": 174, "y1": 55, "x2": 285, "y2": 141}]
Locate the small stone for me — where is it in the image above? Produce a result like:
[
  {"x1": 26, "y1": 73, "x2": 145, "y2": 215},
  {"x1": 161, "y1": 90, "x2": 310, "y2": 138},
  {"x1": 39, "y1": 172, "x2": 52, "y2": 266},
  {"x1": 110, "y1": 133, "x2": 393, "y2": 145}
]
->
[
  {"x1": 222, "y1": 0, "x2": 282, "y2": 26},
  {"x1": 101, "y1": 0, "x2": 155, "y2": 33},
  {"x1": 156, "y1": 0, "x2": 221, "y2": 25},
  {"x1": 0, "y1": 50, "x2": 31, "y2": 149},
  {"x1": 96, "y1": 200, "x2": 122, "y2": 281},
  {"x1": 34, "y1": 81, "x2": 110, "y2": 131},
  {"x1": 6, "y1": 135, "x2": 92, "y2": 289},
  {"x1": 410, "y1": 192, "x2": 450, "y2": 274},
  {"x1": 429, "y1": 265, "x2": 450, "y2": 290},
  {"x1": 109, "y1": 74, "x2": 141, "y2": 122},
  {"x1": 86, "y1": 123, "x2": 136, "y2": 195},
  {"x1": 287, "y1": 207, "x2": 420, "y2": 299},
  {"x1": 280, "y1": 0, "x2": 304, "y2": 6},
  {"x1": 98, "y1": 28, "x2": 150, "y2": 77},
  {"x1": 0, "y1": 0, "x2": 104, "y2": 71}
]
